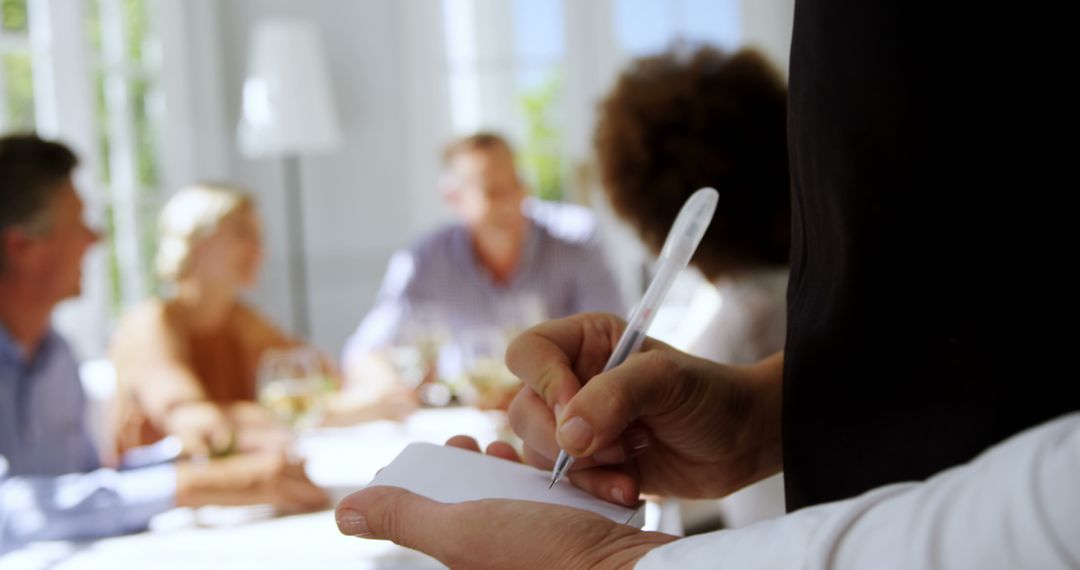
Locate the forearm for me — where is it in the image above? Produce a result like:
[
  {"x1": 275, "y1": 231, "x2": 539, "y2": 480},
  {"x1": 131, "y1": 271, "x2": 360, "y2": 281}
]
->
[
  {"x1": 344, "y1": 351, "x2": 404, "y2": 392},
  {"x1": 637, "y1": 412, "x2": 1080, "y2": 569},
  {"x1": 321, "y1": 390, "x2": 392, "y2": 426},
  {"x1": 327, "y1": 353, "x2": 413, "y2": 426},
  {"x1": 341, "y1": 293, "x2": 408, "y2": 390},
  {"x1": 123, "y1": 366, "x2": 231, "y2": 456},
  {"x1": 134, "y1": 368, "x2": 209, "y2": 426},
  {"x1": 0, "y1": 465, "x2": 175, "y2": 551},
  {"x1": 111, "y1": 307, "x2": 210, "y2": 425}
]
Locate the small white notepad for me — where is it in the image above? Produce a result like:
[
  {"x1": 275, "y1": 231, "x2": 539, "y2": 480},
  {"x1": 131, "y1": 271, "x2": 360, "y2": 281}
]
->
[{"x1": 368, "y1": 442, "x2": 644, "y2": 527}]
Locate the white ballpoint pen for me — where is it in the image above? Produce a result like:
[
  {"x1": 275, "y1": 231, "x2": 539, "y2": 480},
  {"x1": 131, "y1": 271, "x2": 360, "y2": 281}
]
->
[{"x1": 549, "y1": 187, "x2": 719, "y2": 489}]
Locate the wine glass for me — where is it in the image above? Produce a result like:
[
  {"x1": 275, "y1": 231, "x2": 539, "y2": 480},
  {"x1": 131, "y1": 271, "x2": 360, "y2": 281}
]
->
[
  {"x1": 454, "y1": 327, "x2": 521, "y2": 411},
  {"x1": 494, "y1": 292, "x2": 548, "y2": 339},
  {"x1": 394, "y1": 302, "x2": 454, "y2": 407},
  {"x1": 256, "y1": 347, "x2": 330, "y2": 432}
]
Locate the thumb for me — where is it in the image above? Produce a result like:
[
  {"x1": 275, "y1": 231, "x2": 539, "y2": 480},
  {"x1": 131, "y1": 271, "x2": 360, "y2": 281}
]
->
[
  {"x1": 336, "y1": 486, "x2": 456, "y2": 560},
  {"x1": 179, "y1": 432, "x2": 211, "y2": 458},
  {"x1": 557, "y1": 349, "x2": 689, "y2": 457}
]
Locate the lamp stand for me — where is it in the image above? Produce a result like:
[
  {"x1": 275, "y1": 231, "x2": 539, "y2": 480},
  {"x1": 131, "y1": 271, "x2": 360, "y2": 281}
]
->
[{"x1": 282, "y1": 155, "x2": 311, "y2": 339}]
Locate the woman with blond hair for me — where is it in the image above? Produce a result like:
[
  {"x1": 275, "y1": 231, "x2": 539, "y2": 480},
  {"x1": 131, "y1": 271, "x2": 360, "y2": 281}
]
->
[{"x1": 110, "y1": 183, "x2": 409, "y2": 460}]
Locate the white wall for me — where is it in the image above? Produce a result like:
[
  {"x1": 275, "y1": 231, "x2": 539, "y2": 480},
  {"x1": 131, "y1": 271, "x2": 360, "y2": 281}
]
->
[{"x1": 741, "y1": 0, "x2": 795, "y2": 76}]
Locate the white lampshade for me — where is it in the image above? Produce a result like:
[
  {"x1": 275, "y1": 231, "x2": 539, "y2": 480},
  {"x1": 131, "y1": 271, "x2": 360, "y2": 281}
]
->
[{"x1": 237, "y1": 19, "x2": 343, "y2": 157}]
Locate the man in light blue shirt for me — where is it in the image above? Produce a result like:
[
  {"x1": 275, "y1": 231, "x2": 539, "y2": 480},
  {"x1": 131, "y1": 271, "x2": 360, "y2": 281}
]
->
[
  {"x1": 343, "y1": 133, "x2": 624, "y2": 390},
  {"x1": 0, "y1": 134, "x2": 326, "y2": 555},
  {"x1": 0, "y1": 325, "x2": 177, "y2": 550}
]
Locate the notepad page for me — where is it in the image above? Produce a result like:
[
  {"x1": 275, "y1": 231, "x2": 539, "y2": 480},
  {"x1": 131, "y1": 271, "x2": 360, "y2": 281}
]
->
[{"x1": 368, "y1": 442, "x2": 644, "y2": 527}]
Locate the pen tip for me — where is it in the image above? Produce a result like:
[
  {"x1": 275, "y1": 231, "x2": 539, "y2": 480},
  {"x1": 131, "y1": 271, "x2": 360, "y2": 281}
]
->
[{"x1": 548, "y1": 477, "x2": 557, "y2": 489}]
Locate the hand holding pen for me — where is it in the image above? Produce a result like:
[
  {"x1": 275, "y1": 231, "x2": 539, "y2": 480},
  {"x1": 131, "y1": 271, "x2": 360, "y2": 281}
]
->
[{"x1": 547, "y1": 188, "x2": 719, "y2": 488}]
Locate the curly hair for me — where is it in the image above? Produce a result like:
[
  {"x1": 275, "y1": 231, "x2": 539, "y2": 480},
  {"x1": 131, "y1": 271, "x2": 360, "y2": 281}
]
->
[{"x1": 595, "y1": 45, "x2": 790, "y2": 279}]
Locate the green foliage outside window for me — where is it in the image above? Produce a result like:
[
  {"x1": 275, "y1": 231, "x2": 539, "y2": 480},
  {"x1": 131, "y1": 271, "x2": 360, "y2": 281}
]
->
[
  {"x1": 1, "y1": 0, "x2": 27, "y2": 33},
  {"x1": 518, "y1": 72, "x2": 565, "y2": 202},
  {"x1": 0, "y1": 0, "x2": 163, "y2": 316},
  {"x1": 89, "y1": 0, "x2": 164, "y2": 313},
  {"x1": 2, "y1": 53, "x2": 34, "y2": 131},
  {"x1": 1, "y1": 0, "x2": 33, "y2": 132}
]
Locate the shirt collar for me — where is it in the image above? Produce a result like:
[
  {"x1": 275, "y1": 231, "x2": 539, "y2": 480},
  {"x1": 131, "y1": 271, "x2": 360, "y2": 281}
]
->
[
  {"x1": 457, "y1": 214, "x2": 539, "y2": 292},
  {"x1": 0, "y1": 320, "x2": 59, "y2": 367},
  {"x1": 513, "y1": 218, "x2": 540, "y2": 287},
  {"x1": 0, "y1": 321, "x2": 22, "y2": 364}
]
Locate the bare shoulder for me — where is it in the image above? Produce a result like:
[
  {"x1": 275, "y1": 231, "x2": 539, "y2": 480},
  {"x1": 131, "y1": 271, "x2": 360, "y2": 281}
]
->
[
  {"x1": 114, "y1": 299, "x2": 184, "y2": 344},
  {"x1": 109, "y1": 298, "x2": 188, "y2": 366}
]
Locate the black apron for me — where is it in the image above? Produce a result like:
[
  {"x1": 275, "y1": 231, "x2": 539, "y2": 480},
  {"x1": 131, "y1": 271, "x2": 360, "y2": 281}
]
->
[{"x1": 783, "y1": 0, "x2": 1077, "y2": 510}]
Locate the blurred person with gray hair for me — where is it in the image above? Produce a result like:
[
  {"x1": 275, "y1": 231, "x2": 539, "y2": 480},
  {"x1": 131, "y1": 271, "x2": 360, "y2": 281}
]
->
[{"x1": 0, "y1": 135, "x2": 327, "y2": 554}]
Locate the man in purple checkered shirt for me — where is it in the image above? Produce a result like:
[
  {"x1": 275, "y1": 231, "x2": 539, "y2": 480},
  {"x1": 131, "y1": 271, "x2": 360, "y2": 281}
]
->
[{"x1": 342, "y1": 133, "x2": 624, "y2": 395}]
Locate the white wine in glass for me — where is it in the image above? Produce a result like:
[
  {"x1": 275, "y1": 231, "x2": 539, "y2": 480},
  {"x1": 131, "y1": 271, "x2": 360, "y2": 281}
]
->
[
  {"x1": 455, "y1": 328, "x2": 520, "y2": 410},
  {"x1": 257, "y1": 347, "x2": 329, "y2": 431}
]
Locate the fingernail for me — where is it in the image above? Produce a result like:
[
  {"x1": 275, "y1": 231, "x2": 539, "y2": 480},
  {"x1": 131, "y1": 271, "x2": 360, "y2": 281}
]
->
[
  {"x1": 558, "y1": 417, "x2": 593, "y2": 453},
  {"x1": 592, "y1": 443, "x2": 625, "y2": 464},
  {"x1": 628, "y1": 430, "x2": 650, "y2": 453},
  {"x1": 553, "y1": 404, "x2": 564, "y2": 421},
  {"x1": 336, "y1": 508, "x2": 371, "y2": 537},
  {"x1": 612, "y1": 487, "x2": 626, "y2": 505}
]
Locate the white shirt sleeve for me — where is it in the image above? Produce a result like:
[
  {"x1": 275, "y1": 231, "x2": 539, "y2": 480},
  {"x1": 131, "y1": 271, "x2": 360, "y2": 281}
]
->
[
  {"x1": 637, "y1": 412, "x2": 1080, "y2": 570},
  {"x1": 0, "y1": 463, "x2": 176, "y2": 555},
  {"x1": 341, "y1": 250, "x2": 416, "y2": 362}
]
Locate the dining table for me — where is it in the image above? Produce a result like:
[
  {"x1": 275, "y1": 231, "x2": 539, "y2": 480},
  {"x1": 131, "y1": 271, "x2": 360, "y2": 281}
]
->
[
  {"x1": 2, "y1": 407, "x2": 503, "y2": 569},
  {"x1": 2, "y1": 405, "x2": 672, "y2": 570}
]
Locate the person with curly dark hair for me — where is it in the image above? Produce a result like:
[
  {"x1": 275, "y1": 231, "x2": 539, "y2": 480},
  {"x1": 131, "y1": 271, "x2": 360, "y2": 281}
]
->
[{"x1": 595, "y1": 45, "x2": 790, "y2": 283}]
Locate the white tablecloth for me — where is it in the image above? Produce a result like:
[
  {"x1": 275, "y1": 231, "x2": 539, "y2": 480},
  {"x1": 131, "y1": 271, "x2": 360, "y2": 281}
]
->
[{"x1": 1, "y1": 408, "x2": 503, "y2": 570}]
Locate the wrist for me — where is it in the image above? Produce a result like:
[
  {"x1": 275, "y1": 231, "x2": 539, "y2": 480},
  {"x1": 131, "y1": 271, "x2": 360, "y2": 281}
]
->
[
  {"x1": 162, "y1": 399, "x2": 210, "y2": 428},
  {"x1": 174, "y1": 462, "x2": 199, "y2": 507},
  {"x1": 738, "y1": 352, "x2": 784, "y2": 475},
  {"x1": 165, "y1": 401, "x2": 237, "y2": 457}
]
